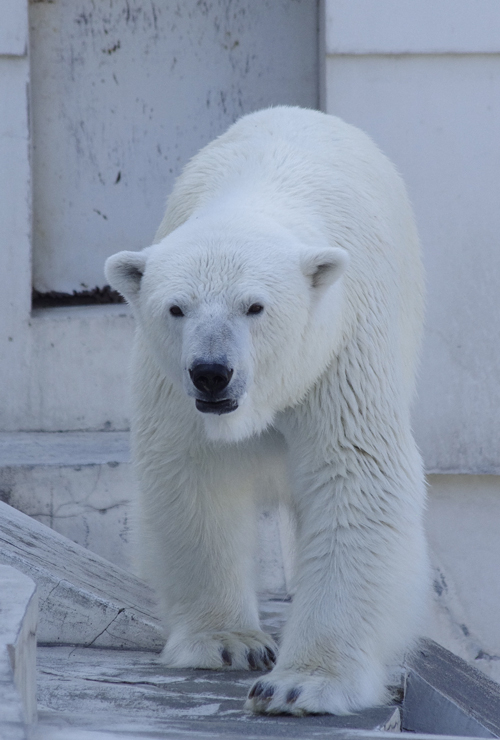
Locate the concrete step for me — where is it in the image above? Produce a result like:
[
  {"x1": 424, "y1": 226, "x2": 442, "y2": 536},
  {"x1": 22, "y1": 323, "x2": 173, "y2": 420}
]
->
[{"x1": 0, "y1": 432, "x2": 133, "y2": 570}]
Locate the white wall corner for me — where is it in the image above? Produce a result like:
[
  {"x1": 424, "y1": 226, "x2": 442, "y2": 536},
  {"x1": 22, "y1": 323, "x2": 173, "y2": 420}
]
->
[{"x1": 0, "y1": 0, "x2": 28, "y2": 56}]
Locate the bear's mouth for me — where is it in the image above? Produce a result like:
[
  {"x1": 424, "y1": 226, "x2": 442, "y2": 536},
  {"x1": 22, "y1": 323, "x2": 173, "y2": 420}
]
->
[{"x1": 195, "y1": 398, "x2": 238, "y2": 415}]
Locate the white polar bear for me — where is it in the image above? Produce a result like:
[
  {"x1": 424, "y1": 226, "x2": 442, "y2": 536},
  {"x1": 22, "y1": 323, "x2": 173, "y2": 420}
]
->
[{"x1": 105, "y1": 107, "x2": 429, "y2": 715}]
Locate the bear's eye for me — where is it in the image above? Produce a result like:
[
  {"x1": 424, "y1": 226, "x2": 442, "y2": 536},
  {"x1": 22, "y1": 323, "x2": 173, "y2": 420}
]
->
[
  {"x1": 246, "y1": 303, "x2": 264, "y2": 316},
  {"x1": 169, "y1": 305, "x2": 184, "y2": 317}
]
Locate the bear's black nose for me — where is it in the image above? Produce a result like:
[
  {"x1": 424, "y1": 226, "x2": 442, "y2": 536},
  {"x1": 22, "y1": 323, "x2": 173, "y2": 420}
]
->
[{"x1": 189, "y1": 363, "x2": 234, "y2": 395}]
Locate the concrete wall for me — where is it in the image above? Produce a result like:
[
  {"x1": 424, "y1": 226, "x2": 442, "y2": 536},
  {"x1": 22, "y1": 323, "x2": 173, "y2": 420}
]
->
[
  {"x1": 324, "y1": 0, "x2": 500, "y2": 475},
  {"x1": 30, "y1": 0, "x2": 319, "y2": 293},
  {"x1": 0, "y1": 0, "x2": 319, "y2": 432}
]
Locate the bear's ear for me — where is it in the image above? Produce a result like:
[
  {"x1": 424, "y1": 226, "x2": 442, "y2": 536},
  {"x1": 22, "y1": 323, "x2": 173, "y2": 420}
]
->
[
  {"x1": 104, "y1": 251, "x2": 147, "y2": 302},
  {"x1": 300, "y1": 247, "x2": 349, "y2": 289}
]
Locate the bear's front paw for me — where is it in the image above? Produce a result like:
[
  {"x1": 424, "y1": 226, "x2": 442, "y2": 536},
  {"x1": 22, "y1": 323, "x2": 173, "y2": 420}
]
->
[
  {"x1": 160, "y1": 630, "x2": 277, "y2": 671},
  {"x1": 245, "y1": 668, "x2": 385, "y2": 715}
]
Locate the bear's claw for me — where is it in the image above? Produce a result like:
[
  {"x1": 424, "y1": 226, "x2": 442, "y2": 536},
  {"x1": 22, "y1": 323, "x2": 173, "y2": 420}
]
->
[
  {"x1": 222, "y1": 645, "x2": 272, "y2": 670},
  {"x1": 245, "y1": 645, "x2": 276, "y2": 671},
  {"x1": 160, "y1": 629, "x2": 277, "y2": 671},
  {"x1": 249, "y1": 681, "x2": 275, "y2": 700},
  {"x1": 266, "y1": 647, "x2": 277, "y2": 664},
  {"x1": 245, "y1": 669, "x2": 373, "y2": 715},
  {"x1": 286, "y1": 687, "x2": 302, "y2": 704}
]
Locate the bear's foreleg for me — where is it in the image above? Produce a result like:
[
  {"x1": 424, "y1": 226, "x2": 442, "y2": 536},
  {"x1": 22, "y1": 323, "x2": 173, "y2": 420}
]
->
[
  {"x1": 246, "y1": 442, "x2": 427, "y2": 714},
  {"x1": 136, "y1": 440, "x2": 276, "y2": 671}
]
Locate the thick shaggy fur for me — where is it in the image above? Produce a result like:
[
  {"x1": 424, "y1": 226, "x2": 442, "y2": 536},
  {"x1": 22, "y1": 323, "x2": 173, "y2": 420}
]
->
[{"x1": 105, "y1": 107, "x2": 429, "y2": 715}]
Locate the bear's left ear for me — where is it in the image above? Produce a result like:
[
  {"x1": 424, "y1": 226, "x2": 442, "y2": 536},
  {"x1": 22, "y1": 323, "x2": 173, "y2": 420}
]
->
[
  {"x1": 300, "y1": 247, "x2": 349, "y2": 289},
  {"x1": 104, "y1": 250, "x2": 147, "y2": 303}
]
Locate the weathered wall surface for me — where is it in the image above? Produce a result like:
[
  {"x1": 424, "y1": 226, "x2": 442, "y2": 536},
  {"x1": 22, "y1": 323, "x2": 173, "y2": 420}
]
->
[
  {"x1": 0, "y1": 0, "x2": 318, "y2": 432},
  {"x1": 324, "y1": 0, "x2": 500, "y2": 474},
  {"x1": 30, "y1": 0, "x2": 319, "y2": 293}
]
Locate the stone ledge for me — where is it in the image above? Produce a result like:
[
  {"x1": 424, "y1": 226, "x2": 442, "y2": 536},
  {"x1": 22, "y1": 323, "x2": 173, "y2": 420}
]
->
[{"x1": 0, "y1": 431, "x2": 130, "y2": 467}]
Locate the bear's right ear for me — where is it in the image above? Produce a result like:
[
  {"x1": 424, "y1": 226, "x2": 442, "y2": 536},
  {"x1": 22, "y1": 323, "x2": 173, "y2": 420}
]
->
[{"x1": 104, "y1": 251, "x2": 147, "y2": 303}]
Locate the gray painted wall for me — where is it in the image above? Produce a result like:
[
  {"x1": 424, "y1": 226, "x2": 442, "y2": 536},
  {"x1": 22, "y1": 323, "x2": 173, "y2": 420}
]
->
[{"x1": 30, "y1": 0, "x2": 319, "y2": 293}]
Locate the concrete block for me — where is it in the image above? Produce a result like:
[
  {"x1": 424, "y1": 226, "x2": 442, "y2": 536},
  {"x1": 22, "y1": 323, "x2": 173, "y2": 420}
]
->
[
  {"x1": 324, "y1": 23, "x2": 500, "y2": 473},
  {"x1": 0, "y1": 564, "x2": 37, "y2": 733},
  {"x1": 404, "y1": 639, "x2": 500, "y2": 737},
  {"x1": 0, "y1": 501, "x2": 163, "y2": 650}
]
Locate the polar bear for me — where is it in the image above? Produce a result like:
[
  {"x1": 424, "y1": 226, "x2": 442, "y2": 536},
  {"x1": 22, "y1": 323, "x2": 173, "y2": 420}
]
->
[{"x1": 105, "y1": 106, "x2": 428, "y2": 715}]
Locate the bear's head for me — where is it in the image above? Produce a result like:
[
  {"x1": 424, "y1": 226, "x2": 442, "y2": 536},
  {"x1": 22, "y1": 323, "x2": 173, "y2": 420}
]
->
[{"x1": 105, "y1": 210, "x2": 348, "y2": 442}]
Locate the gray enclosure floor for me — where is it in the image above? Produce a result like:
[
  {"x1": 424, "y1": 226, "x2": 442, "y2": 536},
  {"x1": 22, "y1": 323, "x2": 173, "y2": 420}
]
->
[{"x1": 35, "y1": 646, "x2": 401, "y2": 739}]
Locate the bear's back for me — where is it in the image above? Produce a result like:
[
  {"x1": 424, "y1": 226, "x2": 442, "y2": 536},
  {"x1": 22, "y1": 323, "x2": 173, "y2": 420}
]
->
[{"x1": 154, "y1": 107, "x2": 398, "y2": 243}]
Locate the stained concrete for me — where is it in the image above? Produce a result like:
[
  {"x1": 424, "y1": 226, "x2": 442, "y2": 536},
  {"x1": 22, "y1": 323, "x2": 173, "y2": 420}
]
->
[{"x1": 35, "y1": 646, "x2": 401, "y2": 738}]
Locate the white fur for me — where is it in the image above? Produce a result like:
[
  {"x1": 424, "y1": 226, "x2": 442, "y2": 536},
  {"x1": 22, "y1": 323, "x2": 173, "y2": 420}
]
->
[{"x1": 105, "y1": 107, "x2": 429, "y2": 715}]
